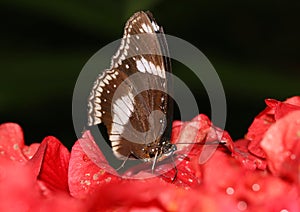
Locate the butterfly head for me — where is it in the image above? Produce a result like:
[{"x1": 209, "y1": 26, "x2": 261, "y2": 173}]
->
[{"x1": 139, "y1": 139, "x2": 176, "y2": 162}]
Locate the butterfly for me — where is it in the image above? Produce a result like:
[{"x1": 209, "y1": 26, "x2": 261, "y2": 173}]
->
[{"x1": 87, "y1": 11, "x2": 176, "y2": 170}]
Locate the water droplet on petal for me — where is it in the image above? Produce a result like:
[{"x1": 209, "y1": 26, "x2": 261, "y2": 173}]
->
[
  {"x1": 80, "y1": 179, "x2": 91, "y2": 186},
  {"x1": 290, "y1": 154, "x2": 296, "y2": 160},
  {"x1": 82, "y1": 154, "x2": 90, "y2": 162},
  {"x1": 13, "y1": 144, "x2": 19, "y2": 150},
  {"x1": 105, "y1": 177, "x2": 111, "y2": 183},
  {"x1": 252, "y1": 183, "x2": 260, "y2": 191},
  {"x1": 93, "y1": 173, "x2": 100, "y2": 180},
  {"x1": 237, "y1": 201, "x2": 247, "y2": 211},
  {"x1": 226, "y1": 187, "x2": 235, "y2": 195},
  {"x1": 296, "y1": 130, "x2": 300, "y2": 138}
]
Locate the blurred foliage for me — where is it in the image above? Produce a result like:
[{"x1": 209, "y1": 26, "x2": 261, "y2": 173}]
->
[{"x1": 0, "y1": 0, "x2": 299, "y2": 148}]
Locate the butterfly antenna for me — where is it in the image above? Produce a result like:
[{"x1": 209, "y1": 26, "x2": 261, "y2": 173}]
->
[
  {"x1": 175, "y1": 140, "x2": 224, "y2": 145},
  {"x1": 151, "y1": 151, "x2": 159, "y2": 174}
]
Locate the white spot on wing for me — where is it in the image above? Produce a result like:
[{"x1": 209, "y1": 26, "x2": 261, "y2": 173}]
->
[
  {"x1": 121, "y1": 94, "x2": 134, "y2": 112},
  {"x1": 141, "y1": 23, "x2": 153, "y2": 33},
  {"x1": 113, "y1": 104, "x2": 128, "y2": 124},
  {"x1": 95, "y1": 105, "x2": 101, "y2": 110},
  {"x1": 106, "y1": 75, "x2": 112, "y2": 80},
  {"x1": 95, "y1": 98, "x2": 101, "y2": 103},
  {"x1": 159, "y1": 65, "x2": 166, "y2": 78},
  {"x1": 103, "y1": 78, "x2": 109, "y2": 84},
  {"x1": 110, "y1": 135, "x2": 121, "y2": 141},
  {"x1": 95, "y1": 111, "x2": 102, "y2": 117},
  {"x1": 141, "y1": 57, "x2": 152, "y2": 74},
  {"x1": 151, "y1": 21, "x2": 160, "y2": 31},
  {"x1": 115, "y1": 98, "x2": 132, "y2": 118},
  {"x1": 110, "y1": 92, "x2": 135, "y2": 135},
  {"x1": 149, "y1": 61, "x2": 157, "y2": 75},
  {"x1": 136, "y1": 59, "x2": 146, "y2": 73},
  {"x1": 156, "y1": 65, "x2": 163, "y2": 78},
  {"x1": 97, "y1": 87, "x2": 103, "y2": 92},
  {"x1": 110, "y1": 123, "x2": 124, "y2": 134},
  {"x1": 95, "y1": 91, "x2": 101, "y2": 97}
]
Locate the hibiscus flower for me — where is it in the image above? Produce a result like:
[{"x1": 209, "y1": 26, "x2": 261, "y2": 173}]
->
[{"x1": 0, "y1": 97, "x2": 299, "y2": 211}]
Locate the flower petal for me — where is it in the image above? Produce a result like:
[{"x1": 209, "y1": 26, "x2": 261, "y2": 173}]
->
[
  {"x1": 0, "y1": 158, "x2": 85, "y2": 212},
  {"x1": 232, "y1": 139, "x2": 267, "y2": 170},
  {"x1": 37, "y1": 136, "x2": 70, "y2": 192},
  {"x1": 261, "y1": 110, "x2": 300, "y2": 183},
  {"x1": 68, "y1": 131, "x2": 120, "y2": 198},
  {"x1": 85, "y1": 180, "x2": 208, "y2": 211},
  {"x1": 247, "y1": 96, "x2": 300, "y2": 159},
  {"x1": 0, "y1": 123, "x2": 28, "y2": 163},
  {"x1": 22, "y1": 143, "x2": 40, "y2": 160}
]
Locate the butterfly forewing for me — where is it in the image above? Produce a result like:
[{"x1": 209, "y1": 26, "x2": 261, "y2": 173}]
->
[{"x1": 88, "y1": 11, "x2": 173, "y2": 161}]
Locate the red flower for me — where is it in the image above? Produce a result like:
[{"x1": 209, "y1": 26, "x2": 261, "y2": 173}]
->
[
  {"x1": 0, "y1": 123, "x2": 40, "y2": 163},
  {"x1": 0, "y1": 123, "x2": 85, "y2": 211},
  {"x1": 1, "y1": 97, "x2": 300, "y2": 211},
  {"x1": 232, "y1": 139, "x2": 267, "y2": 170},
  {"x1": 261, "y1": 110, "x2": 300, "y2": 184},
  {"x1": 68, "y1": 131, "x2": 120, "y2": 198},
  {"x1": 246, "y1": 96, "x2": 300, "y2": 158},
  {"x1": 201, "y1": 149, "x2": 299, "y2": 211},
  {"x1": 37, "y1": 136, "x2": 70, "y2": 193}
]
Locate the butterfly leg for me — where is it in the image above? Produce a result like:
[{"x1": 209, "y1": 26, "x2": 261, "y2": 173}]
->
[
  {"x1": 116, "y1": 153, "x2": 131, "y2": 171},
  {"x1": 151, "y1": 151, "x2": 159, "y2": 174},
  {"x1": 170, "y1": 152, "x2": 177, "y2": 182}
]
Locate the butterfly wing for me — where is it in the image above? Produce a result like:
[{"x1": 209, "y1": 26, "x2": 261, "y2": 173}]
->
[{"x1": 88, "y1": 11, "x2": 172, "y2": 160}]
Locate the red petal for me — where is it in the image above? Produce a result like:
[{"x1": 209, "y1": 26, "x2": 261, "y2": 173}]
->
[
  {"x1": 241, "y1": 171, "x2": 299, "y2": 211},
  {"x1": 201, "y1": 148, "x2": 299, "y2": 210},
  {"x1": 273, "y1": 100, "x2": 300, "y2": 120},
  {"x1": 285, "y1": 96, "x2": 300, "y2": 106},
  {"x1": 155, "y1": 156, "x2": 202, "y2": 188},
  {"x1": 0, "y1": 158, "x2": 85, "y2": 211},
  {"x1": 0, "y1": 123, "x2": 28, "y2": 163},
  {"x1": 68, "y1": 131, "x2": 120, "y2": 198},
  {"x1": 246, "y1": 106, "x2": 275, "y2": 158},
  {"x1": 27, "y1": 140, "x2": 47, "y2": 178},
  {"x1": 172, "y1": 114, "x2": 211, "y2": 146},
  {"x1": 172, "y1": 114, "x2": 212, "y2": 159},
  {"x1": 202, "y1": 150, "x2": 243, "y2": 192},
  {"x1": 232, "y1": 139, "x2": 267, "y2": 170},
  {"x1": 160, "y1": 114, "x2": 236, "y2": 188},
  {"x1": 247, "y1": 96, "x2": 300, "y2": 159},
  {"x1": 37, "y1": 136, "x2": 70, "y2": 193},
  {"x1": 170, "y1": 120, "x2": 183, "y2": 143},
  {"x1": 261, "y1": 110, "x2": 300, "y2": 183},
  {"x1": 22, "y1": 143, "x2": 40, "y2": 160},
  {"x1": 86, "y1": 180, "x2": 208, "y2": 211}
]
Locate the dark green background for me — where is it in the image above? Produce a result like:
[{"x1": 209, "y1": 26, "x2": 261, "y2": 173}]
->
[{"x1": 1, "y1": 1, "x2": 299, "y2": 148}]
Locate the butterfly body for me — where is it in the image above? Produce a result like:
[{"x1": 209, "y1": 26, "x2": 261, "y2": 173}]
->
[{"x1": 88, "y1": 11, "x2": 174, "y2": 164}]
